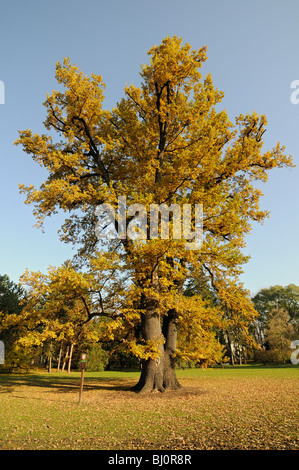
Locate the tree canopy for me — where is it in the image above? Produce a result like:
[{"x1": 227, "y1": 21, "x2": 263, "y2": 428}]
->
[
  {"x1": 253, "y1": 284, "x2": 299, "y2": 324},
  {"x1": 13, "y1": 36, "x2": 293, "y2": 391}
]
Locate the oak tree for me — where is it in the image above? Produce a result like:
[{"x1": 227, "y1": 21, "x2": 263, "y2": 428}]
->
[{"x1": 16, "y1": 37, "x2": 293, "y2": 392}]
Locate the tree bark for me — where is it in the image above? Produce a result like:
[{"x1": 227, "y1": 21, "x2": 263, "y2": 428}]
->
[
  {"x1": 162, "y1": 309, "x2": 182, "y2": 390},
  {"x1": 57, "y1": 345, "x2": 62, "y2": 372},
  {"x1": 132, "y1": 262, "x2": 182, "y2": 393},
  {"x1": 132, "y1": 308, "x2": 182, "y2": 392},
  {"x1": 162, "y1": 257, "x2": 185, "y2": 390},
  {"x1": 131, "y1": 291, "x2": 165, "y2": 393},
  {"x1": 67, "y1": 343, "x2": 74, "y2": 373},
  {"x1": 61, "y1": 346, "x2": 69, "y2": 372}
]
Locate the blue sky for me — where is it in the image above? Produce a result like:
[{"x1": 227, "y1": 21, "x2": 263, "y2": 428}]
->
[{"x1": 0, "y1": 0, "x2": 298, "y2": 295}]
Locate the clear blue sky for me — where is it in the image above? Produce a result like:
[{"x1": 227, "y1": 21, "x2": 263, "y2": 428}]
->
[{"x1": 0, "y1": 0, "x2": 298, "y2": 295}]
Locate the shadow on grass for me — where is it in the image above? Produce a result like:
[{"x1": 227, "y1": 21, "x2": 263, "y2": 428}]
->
[
  {"x1": 1, "y1": 364, "x2": 296, "y2": 398},
  {"x1": 0, "y1": 373, "x2": 136, "y2": 395},
  {"x1": 0, "y1": 373, "x2": 208, "y2": 401}
]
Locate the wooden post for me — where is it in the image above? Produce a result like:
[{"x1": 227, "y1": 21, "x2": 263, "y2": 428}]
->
[{"x1": 79, "y1": 368, "x2": 84, "y2": 403}]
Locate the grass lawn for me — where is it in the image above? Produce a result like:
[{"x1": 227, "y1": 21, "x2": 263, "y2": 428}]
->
[{"x1": 0, "y1": 365, "x2": 298, "y2": 450}]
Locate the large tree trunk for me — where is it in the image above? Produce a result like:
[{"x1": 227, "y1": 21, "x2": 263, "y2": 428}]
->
[
  {"x1": 131, "y1": 288, "x2": 165, "y2": 393},
  {"x1": 162, "y1": 257, "x2": 185, "y2": 390},
  {"x1": 132, "y1": 309, "x2": 182, "y2": 393},
  {"x1": 132, "y1": 263, "x2": 182, "y2": 393},
  {"x1": 162, "y1": 309, "x2": 182, "y2": 390}
]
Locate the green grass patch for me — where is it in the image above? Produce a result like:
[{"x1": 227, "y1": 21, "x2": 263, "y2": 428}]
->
[{"x1": 0, "y1": 365, "x2": 298, "y2": 450}]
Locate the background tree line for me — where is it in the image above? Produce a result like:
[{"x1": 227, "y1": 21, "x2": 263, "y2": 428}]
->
[{"x1": 1, "y1": 271, "x2": 298, "y2": 372}]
